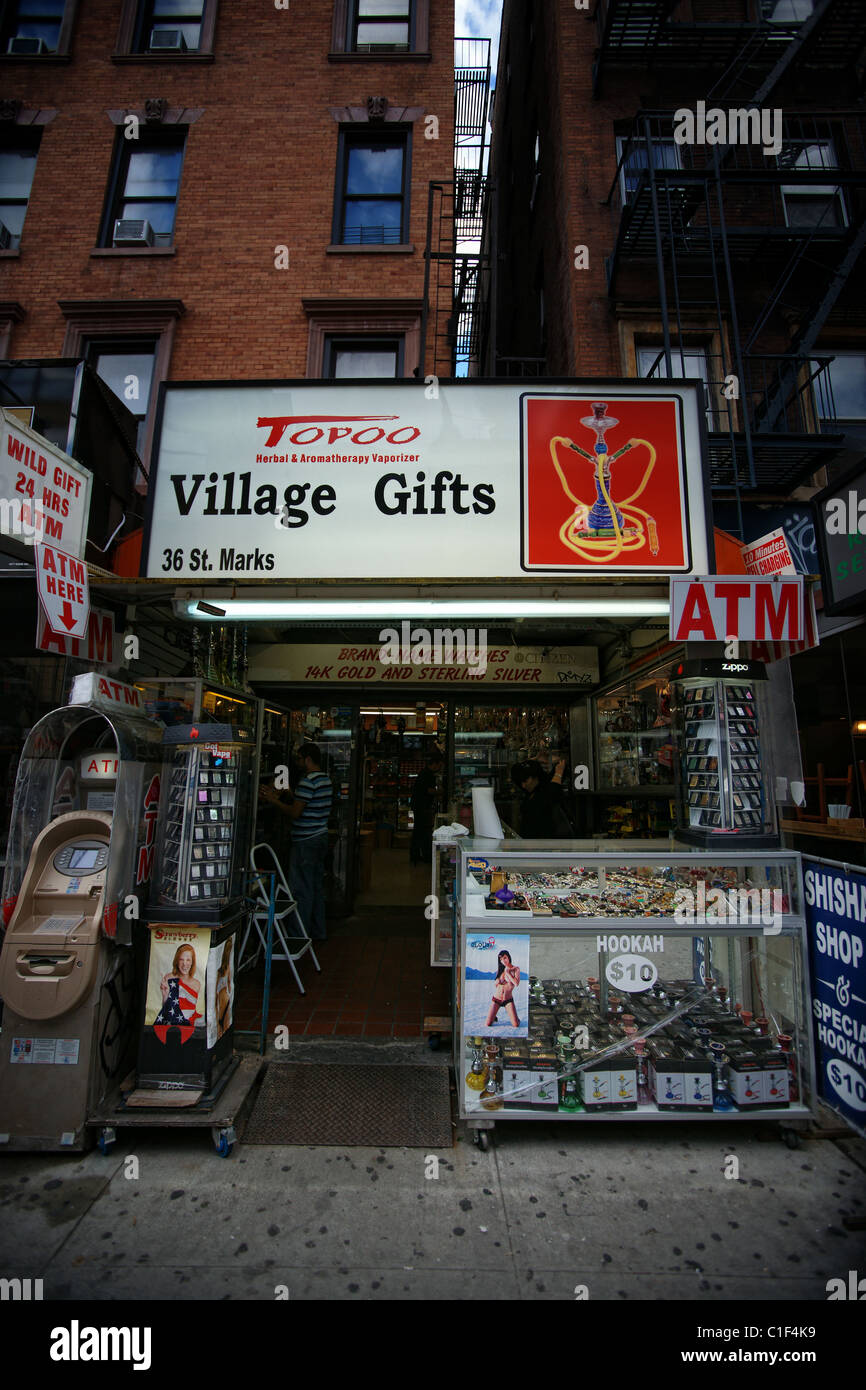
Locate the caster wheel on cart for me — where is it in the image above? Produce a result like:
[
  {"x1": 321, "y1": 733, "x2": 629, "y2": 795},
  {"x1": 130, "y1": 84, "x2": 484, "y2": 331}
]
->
[
  {"x1": 97, "y1": 1129, "x2": 116, "y2": 1156},
  {"x1": 782, "y1": 1128, "x2": 801, "y2": 1150},
  {"x1": 213, "y1": 1127, "x2": 235, "y2": 1157},
  {"x1": 428, "y1": 1033, "x2": 440, "y2": 1051},
  {"x1": 473, "y1": 1130, "x2": 491, "y2": 1152}
]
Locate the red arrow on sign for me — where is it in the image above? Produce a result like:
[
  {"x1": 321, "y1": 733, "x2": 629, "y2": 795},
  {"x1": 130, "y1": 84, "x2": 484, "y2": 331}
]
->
[
  {"x1": 58, "y1": 601, "x2": 78, "y2": 631},
  {"x1": 33, "y1": 541, "x2": 90, "y2": 641}
]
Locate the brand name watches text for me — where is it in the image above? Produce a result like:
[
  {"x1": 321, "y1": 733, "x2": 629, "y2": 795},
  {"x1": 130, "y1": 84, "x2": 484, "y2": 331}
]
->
[{"x1": 169, "y1": 416, "x2": 495, "y2": 527}]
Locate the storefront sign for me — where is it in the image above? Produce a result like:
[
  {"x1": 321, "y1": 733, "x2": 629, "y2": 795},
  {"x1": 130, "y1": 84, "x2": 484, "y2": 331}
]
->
[
  {"x1": 248, "y1": 642, "x2": 600, "y2": 687},
  {"x1": 669, "y1": 576, "x2": 805, "y2": 643},
  {"x1": 813, "y1": 463, "x2": 866, "y2": 616},
  {"x1": 34, "y1": 541, "x2": 90, "y2": 640},
  {"x1": 142, "y1": 381, "x2": 710, "y2": 580},
  {"x1": 804, "y1": 859, "x2": 866, "y2": 1137},
  {"x1": 0, "y1": 409, "x2": 92, "y2": 560},
  {"x1": 742, "y1": 528, "x2": 797, "y2": 577},
  {"x1": 36, "y1": 605, "x2": 119, "y2": 666},
  {"x1": 69, "y1": 671, "x2": 144, "y2": 715}
]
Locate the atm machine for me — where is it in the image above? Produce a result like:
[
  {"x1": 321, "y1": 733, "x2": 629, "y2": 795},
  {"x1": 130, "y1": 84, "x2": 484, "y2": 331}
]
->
[{"x1": 0, "y1": 675, "x2": 163, "y2": 1151}]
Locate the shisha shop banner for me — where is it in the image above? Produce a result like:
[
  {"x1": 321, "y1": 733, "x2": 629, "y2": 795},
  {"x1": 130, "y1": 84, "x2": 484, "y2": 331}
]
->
[
  {"x1": 143, "y1": 381, "x2": 710, "y2": 581},
  {"x1": 804, "y1": 858, "x2": 866, "y2": 1138}
]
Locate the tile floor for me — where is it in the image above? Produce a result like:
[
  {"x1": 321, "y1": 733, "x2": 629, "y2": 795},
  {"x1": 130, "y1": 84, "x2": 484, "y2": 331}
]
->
[{"x1": 233, "y1": 911, "x2": 451, "y2": 1038}]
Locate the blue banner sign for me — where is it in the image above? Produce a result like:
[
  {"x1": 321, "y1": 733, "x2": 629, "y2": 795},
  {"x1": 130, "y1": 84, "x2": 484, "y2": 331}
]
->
[{"x1": 803, "y1": 859, "x2": 866, "y2": 1136}]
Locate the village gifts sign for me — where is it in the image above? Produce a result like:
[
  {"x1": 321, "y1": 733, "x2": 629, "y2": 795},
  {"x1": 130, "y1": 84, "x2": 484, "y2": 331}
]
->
[{"x1": 142, "y1": 381, "x2": 711, "y2": 580}]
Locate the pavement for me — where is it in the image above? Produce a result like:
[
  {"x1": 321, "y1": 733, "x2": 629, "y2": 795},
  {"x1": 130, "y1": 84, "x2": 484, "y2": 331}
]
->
[{"x1": 0, "y1": 1038, "x2": 864, "y2": 1302}]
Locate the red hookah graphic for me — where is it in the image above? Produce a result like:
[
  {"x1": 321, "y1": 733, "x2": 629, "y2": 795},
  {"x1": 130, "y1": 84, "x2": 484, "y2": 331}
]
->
[
  {"x1": 549, "y1": 401, "x2": 659, "y2": 563},
  {"x1": 521, "y1": 394, "x2": 689, "y2": 571}
]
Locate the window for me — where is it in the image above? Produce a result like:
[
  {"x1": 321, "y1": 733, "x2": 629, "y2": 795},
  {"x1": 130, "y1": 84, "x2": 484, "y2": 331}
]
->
[
  {"x1": 813, "y1": 352, "x2": 866, "y2": 424},
  {"x1": 616, "y1": 136, "x2": 681, "y2": 205},
  {"x1": 1, "y1": 1, "x2": 69, "y2": 55},
  {"x1": 637, "y1": 343, "x2": 719, "y2": 429},
  {"x1": 761, "y1": 0, "x2": 814, "y2": 21},
  {"x1": 134, "y1": 0, "x2": 204, "y2": 52},
  {"x1": 331, "y1": 0, "x2": 428, "y2": 57},
  {"x1": 350, "y1": 0, "x2": 411, "y2": 51},
  {"x1": 114, "y1": 0, "x2": 216, "y2": 58},
  {"x1": 780, "y1": 141, "x2": 846, "y2": 229},
  {"x1": 0, "y1": 132, "x2": 39, "y2": 249},
  {"x1": 334, "y1": 130, "x2": 409, "y2": 245},
  {"x1": 100, "y1": 129, "x2": 186, "y2": 247},
  {"x1": 84, "y1": 338, "x2": 157, "y2": 452},
  {"x1": 324, "y1": 336, "x2": 403, "y2": 378}
]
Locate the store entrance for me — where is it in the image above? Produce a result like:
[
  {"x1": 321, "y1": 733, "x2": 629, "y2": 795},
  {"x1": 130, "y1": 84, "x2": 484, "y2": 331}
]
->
[{"x1": 355, "y1": 701, "x2": 445, "y2": 909}]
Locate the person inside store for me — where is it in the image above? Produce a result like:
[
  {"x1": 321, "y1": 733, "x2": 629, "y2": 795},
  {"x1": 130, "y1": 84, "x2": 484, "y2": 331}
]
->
[
  {"x1": 409, "y1": 750, "x2": 444, "y2": 866},
  {"x1": 258, "y1": 743, "x2": 333, "y2": 940},
  {"x1": 510, "y1": 758, "x2": 573, "y2": 838}
]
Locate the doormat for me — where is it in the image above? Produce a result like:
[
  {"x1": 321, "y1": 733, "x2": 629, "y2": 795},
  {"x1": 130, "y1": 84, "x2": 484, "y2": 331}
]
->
[{"x1": 242, "y1": 1062, "x2": 453, "y2": 1148}]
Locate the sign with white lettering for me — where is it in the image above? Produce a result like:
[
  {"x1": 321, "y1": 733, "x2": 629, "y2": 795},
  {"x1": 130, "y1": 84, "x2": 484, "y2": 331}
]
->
[
  {"x1": 813, "y1": 463, "x2": 866, "y2": 616},
  {"x1": 142, "y1": 381, "x2": 710, "y2": 580},
  {"x1": 804, "y1": 859, "x2": 866, "y2": 1137},
  {"x1": 669, "y1": 576, "x2": 804, "y2": 644},
  {"x1": 742, "y1": 528, "x2": 797, "y2": 577},
  {"x1": 0, "y1": 409, "x2": 92, "y2": 559},
  {"x1": 34, "y1": 542, "x2": 90, "y2": 639}
]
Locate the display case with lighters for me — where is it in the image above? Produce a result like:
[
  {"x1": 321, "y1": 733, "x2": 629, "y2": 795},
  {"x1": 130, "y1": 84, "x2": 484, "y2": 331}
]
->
[
  {"x1": 149, "y1": 724, "x2": 256, "y2": 924},
  {"x1": 673, "y1": 658, "x2": 778, "y2": 849},
  {"x1": 454, "y1": 840, "x2": 813, "y2": 1137}
]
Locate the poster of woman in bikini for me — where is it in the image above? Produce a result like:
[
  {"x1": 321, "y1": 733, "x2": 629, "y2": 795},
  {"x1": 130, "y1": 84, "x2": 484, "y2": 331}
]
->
[{"x1": 144, "y1": 927, "x2": 211, "y2": 1040}]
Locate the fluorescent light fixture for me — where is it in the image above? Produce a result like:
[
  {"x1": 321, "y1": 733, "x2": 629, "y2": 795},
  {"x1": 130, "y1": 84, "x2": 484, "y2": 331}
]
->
[{"x1": 178, "y1": 598, "x2": 669, "y2": 621}]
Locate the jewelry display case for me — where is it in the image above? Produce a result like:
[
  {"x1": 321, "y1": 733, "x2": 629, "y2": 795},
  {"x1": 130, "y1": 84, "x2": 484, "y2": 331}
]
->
[{"x1": 453, "y1": 840, "x2": 814, "y2": 1143}]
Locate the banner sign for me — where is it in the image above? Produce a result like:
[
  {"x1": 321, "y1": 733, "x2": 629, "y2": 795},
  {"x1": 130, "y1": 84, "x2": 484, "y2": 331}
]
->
[
  {"x1": 670, "y1": 576, "x2": 805, "y2": 643},
  {"x1": 249, "y1": 642, "x2": 600, "y2": 687},
  {"x1": 813, "y1": 462, "x2": 866, "y2": 616},
  {"x1": 142, "y1": 381, "x2": 710, "y2": 580},
  {"x1": 803, "y1": 858, "x2": 866, "y2": 1137},
  {"x1": 742, "y1": 528, "x2": 797, "y2": 577},
  {"x1": 34, "y1": 541, "x2": 89, "y2": 639},
  {"x1": 0, "y1": 409, "x2": 92, "y2": 560},
  {"x1": 36, "y1": 604, "x2": 119, "y2": 666}
]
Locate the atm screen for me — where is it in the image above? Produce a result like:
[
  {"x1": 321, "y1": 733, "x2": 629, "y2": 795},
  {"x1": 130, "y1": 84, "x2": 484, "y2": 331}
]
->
[{"x1": 68, "y1": 848, "x2": 100, "y2": 871}]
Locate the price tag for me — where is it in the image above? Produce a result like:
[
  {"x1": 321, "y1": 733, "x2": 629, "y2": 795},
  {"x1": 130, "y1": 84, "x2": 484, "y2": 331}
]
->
[
  {"x1": 827, "y1": 1059, "x2": 866, "y2": 1112},
  {"x1": 605, "y1": 954, "x2": 658, "y2": 993}
]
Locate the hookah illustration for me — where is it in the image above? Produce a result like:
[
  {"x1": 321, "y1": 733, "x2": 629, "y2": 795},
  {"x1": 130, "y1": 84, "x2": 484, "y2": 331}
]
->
[{"x1": 549, "y1": 401, "x2": 660, "y2": 563}]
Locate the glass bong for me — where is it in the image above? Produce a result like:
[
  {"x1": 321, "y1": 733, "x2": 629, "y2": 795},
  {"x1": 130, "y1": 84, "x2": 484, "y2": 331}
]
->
[
  {"x1": 465, "y1": 1036, "x2": 488, "y2": 1093},
  {"x1": 581, "y1": 401, "x2": 624, "y2": 536}
]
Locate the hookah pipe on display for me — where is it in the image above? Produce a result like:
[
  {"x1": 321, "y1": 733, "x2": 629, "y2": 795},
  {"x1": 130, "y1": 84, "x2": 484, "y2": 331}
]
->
[{"x1": 549, "y1": 401, "x2": 660, "y2": 563}]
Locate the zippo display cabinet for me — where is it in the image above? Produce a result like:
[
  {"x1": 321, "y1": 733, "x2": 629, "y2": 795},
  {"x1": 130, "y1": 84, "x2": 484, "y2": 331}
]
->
[{"x1": 454, "y1": 841, "x2": 814, "y2": 1136}]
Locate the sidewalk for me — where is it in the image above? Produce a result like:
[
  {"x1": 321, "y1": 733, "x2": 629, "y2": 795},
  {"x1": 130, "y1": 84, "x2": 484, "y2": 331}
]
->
[{"x1": 1, "y1": 1039, "x2": 864, "y2": 1301}]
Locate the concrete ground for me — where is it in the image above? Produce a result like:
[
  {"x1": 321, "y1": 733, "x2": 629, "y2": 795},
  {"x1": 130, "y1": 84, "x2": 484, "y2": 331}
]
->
[{"x1": 0, "y1": 1039, "x2": 864, "y2": 1302}]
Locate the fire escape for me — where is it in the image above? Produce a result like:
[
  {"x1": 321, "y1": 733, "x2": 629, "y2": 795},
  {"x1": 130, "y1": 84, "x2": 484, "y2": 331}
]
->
[
  {"x1": 597, "y1": 0, "x2": 866, "y2": 519},
  {"x1": 421, "y1": 38, "x2": 491, "y2": 377}
]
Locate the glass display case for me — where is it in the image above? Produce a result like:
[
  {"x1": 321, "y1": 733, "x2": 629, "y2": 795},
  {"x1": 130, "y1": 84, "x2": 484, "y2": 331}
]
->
[
  {"x1": 136, "y1": 677, "x2": 260, "y2": 735},
  {"x1": 149, "y1": 725, "x2": 256, "y2": 923},
  {"x1": 672, "y1": 659, "x2": 778, "y2": 848},
  {"x1": 430, "y1": 835, "x2": 459, "y2": 966},
  {"x1": 594, "y1": 669, "x2": 675, "y2": 792},
  {"x1": 454, "y1": 840, "x2": 814, "y2": 1138}
]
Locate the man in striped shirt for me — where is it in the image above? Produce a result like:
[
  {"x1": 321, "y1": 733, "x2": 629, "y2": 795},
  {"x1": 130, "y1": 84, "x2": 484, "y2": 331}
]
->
[{"x1": 284, "y1": 743, "x2": 333, "y2": 941}]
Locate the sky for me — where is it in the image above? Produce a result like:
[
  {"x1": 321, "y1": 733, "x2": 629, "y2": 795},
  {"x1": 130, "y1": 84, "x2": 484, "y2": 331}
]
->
[{"x1": 455, "y1": 0, "x2": 503, "y2": 71}]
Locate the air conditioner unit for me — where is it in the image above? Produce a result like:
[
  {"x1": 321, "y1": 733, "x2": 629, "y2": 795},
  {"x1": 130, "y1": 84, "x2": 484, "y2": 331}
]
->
[
  {"x1": 149, "y1": 28, "x2": 187, "y2": 51},
  {"x1": 7, "y1": 35, "x2": 47, "y2": 54},
  {"x1": 0, "y1": 222, "x2": 11, "y2": 249},
  {"x1": 113, "y1": 219, "x2": 154, "y2": 247}
]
